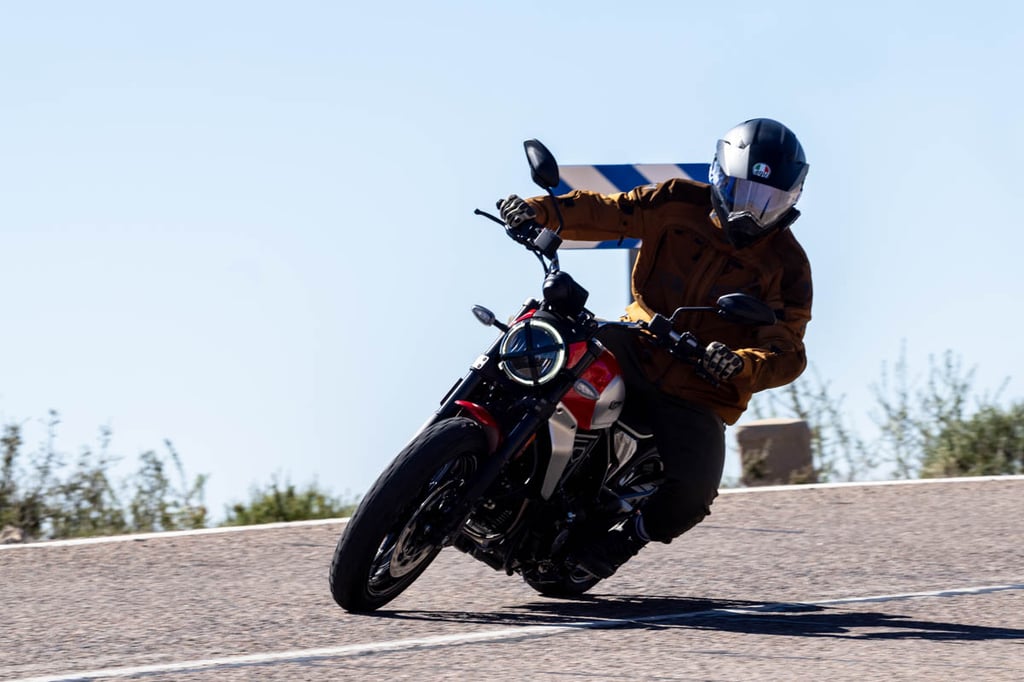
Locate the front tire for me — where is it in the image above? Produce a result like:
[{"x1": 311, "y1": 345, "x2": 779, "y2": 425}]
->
[{"x1": 329, "y1": 417, "x2": 487, "y2": 612}]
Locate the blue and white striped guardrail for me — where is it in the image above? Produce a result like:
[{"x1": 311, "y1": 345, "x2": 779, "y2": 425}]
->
[{"x1": 555, "y1": 163, "x2": 710, "y2": 249}]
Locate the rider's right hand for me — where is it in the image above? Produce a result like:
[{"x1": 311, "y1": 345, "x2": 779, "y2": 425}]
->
[
  {"x1": 701, "y1": 341, "x2": 745, "y2": 382},
  {"x1": 498, "y1": 194, "x2": 537, "y2": 229}
]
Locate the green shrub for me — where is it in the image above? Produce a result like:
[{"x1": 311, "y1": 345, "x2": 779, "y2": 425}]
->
[
  {"x1": 0, "y1": 412, "x2": 206, "y2": 540},
  {"x1": 222, "y1": 477, "x2": 358, "y2": 526},
  {"x1": 921, "y1": 402, "x2": 1024, "y2": 477}
]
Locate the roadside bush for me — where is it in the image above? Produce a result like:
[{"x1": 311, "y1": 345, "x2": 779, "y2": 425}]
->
[
  {"x1": 222, "y1": 477, "x2": 358, "y2": 526},
  {"x1": 921, "y1": 402, "x2": 1024, "y2": 477},
  {"x1": 0, "y1": 412, "x2": 206, "y2": 540},
  {"x1": 128, "y1": 441, "x2": 208, "y2": 532}
]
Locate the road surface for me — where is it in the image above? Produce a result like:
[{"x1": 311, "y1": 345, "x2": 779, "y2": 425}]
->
[{"x1": 2, "y1": 477, "x2": 1022, "y2": 681}]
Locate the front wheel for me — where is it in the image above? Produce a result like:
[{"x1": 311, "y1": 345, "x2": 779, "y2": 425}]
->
[{"x1": 329, "y1": 417, "x2": 487, "y2": 612}]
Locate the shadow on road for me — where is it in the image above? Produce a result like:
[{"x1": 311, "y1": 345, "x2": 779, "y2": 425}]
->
[{"x1": 376, "y1": 594, "x2": 1024, "y2": 642}]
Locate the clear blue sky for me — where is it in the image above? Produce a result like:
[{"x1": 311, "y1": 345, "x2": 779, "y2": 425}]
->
[{"x1": 2, "y1": 2, "x2": 1022, "y2": 518}]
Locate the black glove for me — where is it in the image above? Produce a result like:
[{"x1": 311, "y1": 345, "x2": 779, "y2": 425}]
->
[
  {"x1": 701, "y1": 341, "x2": 744, "y2": 382},
  {"x1": 498, "y1": 194, "x2": 537, "y2": 229}
]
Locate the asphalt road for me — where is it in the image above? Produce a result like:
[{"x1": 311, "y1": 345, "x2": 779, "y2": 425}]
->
[{"x1": 2, "y1": 477, "x2": 1022, "y2": 681}]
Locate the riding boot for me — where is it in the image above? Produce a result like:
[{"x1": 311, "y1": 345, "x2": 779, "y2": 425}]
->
[{"x1": 576, "y1": 512, "x2": 650, "y2": 579}]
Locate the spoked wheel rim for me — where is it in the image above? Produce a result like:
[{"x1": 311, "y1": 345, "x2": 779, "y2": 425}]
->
[{"x1": 366, "y1": 455, "x2": 475, "y2": 598}]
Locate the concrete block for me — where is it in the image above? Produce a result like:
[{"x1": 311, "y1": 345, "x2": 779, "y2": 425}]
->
[{"x1": 735, "y1": 417, "x2": 815, "y2": 486}]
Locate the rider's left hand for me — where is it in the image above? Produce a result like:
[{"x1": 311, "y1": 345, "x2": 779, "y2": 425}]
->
[
  {"x1": 498, "y1": 195, "x2": 537, "y2": 229},
  {"x1": 701, "y1": 341, "x2": 744, "y2": 382}
]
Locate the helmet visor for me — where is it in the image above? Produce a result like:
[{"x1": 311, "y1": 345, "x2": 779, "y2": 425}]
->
[{"x1": 711, "y1": 165, "x2": 802, "y2": 229}]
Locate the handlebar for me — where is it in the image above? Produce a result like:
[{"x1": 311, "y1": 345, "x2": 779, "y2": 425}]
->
[
  {"x1": 597, "y1": 315, "x2": 720, "y2": 388},
  {"x1": 608, "y1": 315, "x2": 701, "y2": 362}
]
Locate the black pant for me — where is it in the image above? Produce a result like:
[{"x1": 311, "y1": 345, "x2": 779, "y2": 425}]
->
[{"x1": 600, "y1": 327, "x2": 726, "y2": 544}]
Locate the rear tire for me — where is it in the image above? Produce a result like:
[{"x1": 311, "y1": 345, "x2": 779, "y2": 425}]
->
[
  {"x1": 524, "y1": 568, "x2": 601, "y2": 598},
  {"x1": 329, "y1": 417, "x2": 487, "y2": 612}
]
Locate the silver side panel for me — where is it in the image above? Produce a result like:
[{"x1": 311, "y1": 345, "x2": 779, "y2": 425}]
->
[
  {"x1": 541, "y1": 403, "x2": 578, "y2": 499},
  {"x1": 589, "y1": 374, "x2": 626, "y2": 429}
]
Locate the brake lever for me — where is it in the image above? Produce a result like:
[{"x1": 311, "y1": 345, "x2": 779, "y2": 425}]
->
[{"x1": 474, "y1": 208, "x2": 506, "y2": 227}]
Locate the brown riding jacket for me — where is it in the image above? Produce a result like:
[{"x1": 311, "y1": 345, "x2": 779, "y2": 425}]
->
[{"x1": 525, "y1": 178, "x2": 813, "y2": 425}]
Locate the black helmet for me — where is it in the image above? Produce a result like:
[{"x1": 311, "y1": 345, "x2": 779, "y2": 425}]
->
[{"x1": 709, "y1": 118, "x2": 809, "y2": 248}]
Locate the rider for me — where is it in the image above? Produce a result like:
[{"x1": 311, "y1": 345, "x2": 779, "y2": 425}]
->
[{"x1": 499, "y1": 118, "x2": 813, "y2": 578}]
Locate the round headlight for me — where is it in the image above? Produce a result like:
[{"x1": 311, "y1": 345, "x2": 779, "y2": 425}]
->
[{"x1": 498, "y1": 318, "x2": 567, "y2": 386}]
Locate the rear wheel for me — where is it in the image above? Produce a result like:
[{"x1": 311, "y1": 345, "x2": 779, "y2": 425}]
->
[
  {"x1": 329, "y1": 417, "x2": 487, "y2": 612},
  {"x1": 523, "y1": 566, "x2": 601, "y2": 598}
]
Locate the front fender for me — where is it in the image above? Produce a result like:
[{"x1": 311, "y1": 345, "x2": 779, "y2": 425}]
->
[{"x1": 454, "y1": 400, "x2": 502, "y2": 454}]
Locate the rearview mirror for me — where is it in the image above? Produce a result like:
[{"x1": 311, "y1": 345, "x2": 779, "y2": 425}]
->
[
  {"x1": 523, "y1": 139, "x2": 560, "y2": 190},
  {"x1": 715, "y1": 293, "x2": 777, "y2": 326}
]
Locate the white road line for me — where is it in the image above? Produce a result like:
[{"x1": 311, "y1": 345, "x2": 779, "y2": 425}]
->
[
  {"x1": 718, "y1": 474, "x2": 1024, "y2": 495},
  {"x1": 3, "y1": 476, "x2": 1021, "y2": 551},
  {"x1": 9, "y1": 582, "x2": 1024, "y2": 682},
  {"x1": 0, "y1": 517, "x2": 345, "y2": 550}
]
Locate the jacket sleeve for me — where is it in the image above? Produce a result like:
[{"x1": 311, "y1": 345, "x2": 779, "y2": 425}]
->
[
  {"x1": 525, "y1": 188, "x2": 650, "y2": 242},
  {"x1": 732, "y1": 242, "x2": 813, "y2": 393}
]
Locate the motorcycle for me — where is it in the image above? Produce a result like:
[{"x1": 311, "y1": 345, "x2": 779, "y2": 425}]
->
[{"x1": 329, "y1": 139, "x2": 777, "y2": 613}]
